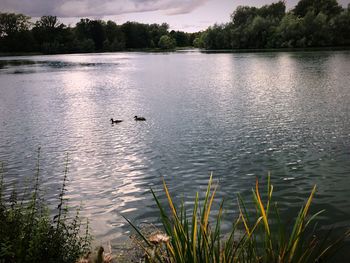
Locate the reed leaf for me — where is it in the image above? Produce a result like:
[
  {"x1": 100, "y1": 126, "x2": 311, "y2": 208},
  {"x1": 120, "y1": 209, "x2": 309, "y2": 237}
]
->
[{"x1": 126, "y1": 175, "x2": 349, "y2": 263}]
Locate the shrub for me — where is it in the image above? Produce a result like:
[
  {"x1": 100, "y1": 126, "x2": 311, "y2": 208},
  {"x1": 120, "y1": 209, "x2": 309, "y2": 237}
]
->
[
  {"x1": 158, "y1": 35, "x2": 176, "y2": 50},
  {"x1": 0, "y1": 149, "x2": 91, "y2": 263}
]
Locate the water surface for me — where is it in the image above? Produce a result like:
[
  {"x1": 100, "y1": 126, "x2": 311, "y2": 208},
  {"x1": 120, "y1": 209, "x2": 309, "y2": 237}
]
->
[{"x1": 0, "y1": 51, "x2": 349, "y2": 253}]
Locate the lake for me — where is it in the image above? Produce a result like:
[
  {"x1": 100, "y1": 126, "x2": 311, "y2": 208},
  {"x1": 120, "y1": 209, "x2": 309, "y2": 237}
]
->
[{"x1": 0, "y1": 51, "x2": 349, "y2": 252}]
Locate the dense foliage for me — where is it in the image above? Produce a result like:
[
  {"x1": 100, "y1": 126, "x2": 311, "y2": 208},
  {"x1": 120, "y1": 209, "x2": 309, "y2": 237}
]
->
[
  {"x1": 0, "y1": 0, "x2": 349, "y2": 54},
  {"x1": 0, "y1": 14, "x2": 193, "y2": 53},
  {"x1": 0, "y1": 152, "x2": 91, "y2": 263},
  {"x1": 195, "y1": 0, "x2": 350, "y2": 49}
]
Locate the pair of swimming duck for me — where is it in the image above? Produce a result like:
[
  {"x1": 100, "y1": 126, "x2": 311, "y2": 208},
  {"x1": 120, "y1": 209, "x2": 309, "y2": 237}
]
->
[{"x1": 110, "y1": 116, "x2": 146, "y2": 124}]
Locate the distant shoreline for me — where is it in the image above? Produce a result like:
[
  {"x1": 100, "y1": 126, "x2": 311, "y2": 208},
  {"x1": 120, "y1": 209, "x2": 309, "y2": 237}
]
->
[
  {"x1": 1, "y1": 46, "x2": 350, "y2": 57},
  {"x1": 201, "y1": 46, "x2": 350, "y2": 53}
]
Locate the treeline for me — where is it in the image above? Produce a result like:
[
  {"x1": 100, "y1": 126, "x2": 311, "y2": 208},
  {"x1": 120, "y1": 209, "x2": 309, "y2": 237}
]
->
[
  {"x1": 0, "y1": 15, "x2": 198, "y2": 53},
  {"x1": 194, "y1": 0, "x2": 350, "y2": 49},
  {"x1": 1, "y1": 0, "x2": 350, "y2": 54}
]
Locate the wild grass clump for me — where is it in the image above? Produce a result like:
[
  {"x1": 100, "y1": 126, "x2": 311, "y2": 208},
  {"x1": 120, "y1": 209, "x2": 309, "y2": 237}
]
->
[
  {"x1": 127, "y1": 174, "x2": 350, "y2": 263},
  {"x1": 0, "y1": 149, "x2": 91, "y2": 263}
]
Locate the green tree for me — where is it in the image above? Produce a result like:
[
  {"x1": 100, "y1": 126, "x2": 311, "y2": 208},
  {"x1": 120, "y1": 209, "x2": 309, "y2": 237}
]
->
[
  {"x1": 103, "y1": 21, "x2": 126, "y2": 51},
  {"x1": 331, "y1": 8, "x2": 350, "y2": 45},
  {"x1": 229, "y1": 2, "x2": 286, "y2": 49},
  {"x1": 247, "y1": 16, "x2": 275, "y2": 48},
  {"x1": 121, "y1": 22, "x2": 151, "y2": 49},
  {"x1": 77, "y1": 38, "x2": 95, "y2": 52},
  {"x1": 32, "y1": 16, "x2": 70, "y2": 53},
  {"x1": 0, "y1": 13, "x2": 33, "y2": 52},
  {"x1": 105, "y1": 20, "x2": 118, "y2": 42},
  {"x1": 310, "y1": 12, "x2": 332, "y2": 45},
  {"x1": 298, "y1": 10, "x2": 332, "y2": 46},
  {"x1": 170, "y1": 30, "x2": 191, "y2": 47},
  {"x1": 231, "y1": 6, "x2": 258, "y2": 26},
  {"x1": 75, "y1": 18, "x2": 90, "y2": 40},
  {"x1": 149, "y1": 23, "x2": 169, "y2": 48},
  {"x1": 89, "y1": 20, "x2": 106, "y2": 50},
  {"x1": 110, "y1": 38, "x2": 125, "y2": 51},
  {"x1": 74, "y1": 19, "x2": 106, "y2": 51},
  {"x1": 258, "y1": 1, "x2": 286, "y2": 20},
  {"x1": 158, "y1": 35, "x2": 176, "y2": 49},
  {"x1": 35, "y1": 16, "x2": 61, "y2": 29},
  {"x1": 1, "y1": 0, "x2": 350, "y2": 54},
  {"x1": 202, "y1": 24, "x2": 232, "y2": 49},
  {"x1": 272, "y1": 13, "x2": 306, "y2": 47},
  {"x1": 293, "y1": 0, "x2": 342, "y2": 17},
  {"x1": 0, "y1": 12, "x2": 31, "y2": 37},
  {"x1": 193, "y1": 35, "x2": 205, "y2": 48}
]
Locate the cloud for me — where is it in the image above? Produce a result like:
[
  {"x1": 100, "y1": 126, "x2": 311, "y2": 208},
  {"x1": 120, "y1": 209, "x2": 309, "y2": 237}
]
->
[
  {"x1": 0, "y1": 0, "x2": 210, "y2": 17},
  {"x1": 164, "y1": 0, "x2": 209, "y2": 15}
]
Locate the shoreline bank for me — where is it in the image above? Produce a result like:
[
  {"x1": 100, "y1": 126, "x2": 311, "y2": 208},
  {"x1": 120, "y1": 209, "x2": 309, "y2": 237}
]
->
[{"x1": 1, "y1": 46, "x2": 350, "y2": 57}]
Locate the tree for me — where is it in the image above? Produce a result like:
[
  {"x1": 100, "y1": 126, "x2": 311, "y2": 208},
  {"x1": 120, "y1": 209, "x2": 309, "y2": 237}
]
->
[
  {"x1": 104, "y1": 21, "x2": 126, "y2": 51},
  {"x1": 32, "y1": 16, "x2": 68, "y2": 53},
  {"x1": 331, "y1": 8, "x2": 350, "y2": 45},
  {"x1": 193, "y1": 37, "x2": 203, "y2": 48},
  {"x1": 170, "y1": 30, "x2": 191, "y2": 47},
  {"x1": 158, "y1": 35, "x2": 176, "y2": 49},
  {"x1": 149, "y1": 23, "x2": 169, "y2": 48},
  {"x1": 74, "y1": 19, "x2": 106, "y2": 51},
  {"x1": 259, "y1": 1, "x2": 286, "y2": 20},
  {"x1": 272, "y1": 13, "x2": 305, "y2": 47},
  {"x1": 75, "y1": 18, "x2": 90, "y2": 40},
  {"x1": 105, "y1": 20, "x2": 118, "y2": 42},
  {"x1": 35, "y1": 16, "x2": 61, "y2": 29},
  {"x1": 229, "y1": 2, "x2": 287, "y2": 49},
  {"x1": 192, "y1": 32, "x2": 206, "y2": 48},
  {"x1": 1, "y1": 0, "x2": 349, "y2": 54},
  {"x1": 293, "y1": 0, "x2": 342, "y2": 17},
  {"x1": 0, "y1": 13, "x2": 32, "y2": 52},
  {"x1": 121, "y1": 22, "x2": 151, "y2": 49},
  {"x1": 309, "y1": 12, "x2": 332, "y2": 46},
  {"x1": 78, "y1": 38, "x2": 95, "y2": 52},
  {"x1": 231, "y1": 6, "x2": 258, "y2": 26},
  {"x1": 0, "y1": 13, "x2": 31, "y2": 37},
  {"x1": 88, "y1": 20, "x2": 106, "y2": 50},
  {"x1": 247, "y1": 16, "x2": 274, "y2": 48}
]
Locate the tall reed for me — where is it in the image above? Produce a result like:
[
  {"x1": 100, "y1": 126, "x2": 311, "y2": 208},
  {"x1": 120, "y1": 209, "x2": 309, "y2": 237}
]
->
[{"x1": 127, "y1": 174, "x2": 350, "y2": 263}]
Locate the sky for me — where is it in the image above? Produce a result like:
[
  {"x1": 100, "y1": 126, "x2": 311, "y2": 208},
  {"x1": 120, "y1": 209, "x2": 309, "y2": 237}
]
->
[{"x1": 1, "y1": 0, "x2": 349, "y2": 32}]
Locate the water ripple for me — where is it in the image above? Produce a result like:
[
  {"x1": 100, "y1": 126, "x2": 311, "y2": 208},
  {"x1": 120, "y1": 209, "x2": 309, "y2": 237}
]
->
[{"x1": 0, "y1": 51, "x2": 350, "y2": 247}]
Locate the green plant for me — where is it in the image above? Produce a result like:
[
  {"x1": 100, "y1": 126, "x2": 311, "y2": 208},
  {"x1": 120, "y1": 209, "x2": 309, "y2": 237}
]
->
[
  {"x1": 127, "y1": 174, "x2": 350, "y2": 263},
  {"x1": 0, "y1": 149, "x2": 91, "y2": 263}
]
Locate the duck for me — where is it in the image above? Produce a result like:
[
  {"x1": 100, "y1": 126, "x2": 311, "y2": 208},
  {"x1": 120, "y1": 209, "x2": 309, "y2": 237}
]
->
[
  {"x1": 110, "y1": 118, "x2": 123, "y2": 124},
  {"x1": 134, "y1": 116, "x2": 146, "y2": 121}
]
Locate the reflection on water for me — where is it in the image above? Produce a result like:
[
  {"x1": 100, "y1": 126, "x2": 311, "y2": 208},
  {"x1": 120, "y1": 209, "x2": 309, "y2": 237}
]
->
[{"x1": 0, "y1": 51, "x2": 350, "y2": 249}]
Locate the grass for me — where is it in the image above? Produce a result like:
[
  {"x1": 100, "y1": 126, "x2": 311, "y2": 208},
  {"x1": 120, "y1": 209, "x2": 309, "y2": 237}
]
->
[
  {"x1": 0, "y1": 148, "x2": 91, "y2": 263},
  {"x1": 127, "y1": 174, "x2": 350, "y2": 263}
]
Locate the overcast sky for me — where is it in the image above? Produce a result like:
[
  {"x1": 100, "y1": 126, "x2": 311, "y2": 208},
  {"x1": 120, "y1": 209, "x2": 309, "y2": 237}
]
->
[{"x1": 1, "y1": 0, "x2": 349, "y2": 32}]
